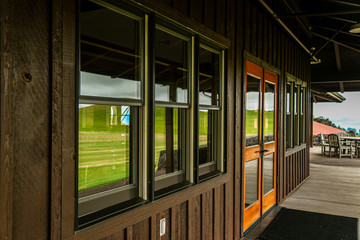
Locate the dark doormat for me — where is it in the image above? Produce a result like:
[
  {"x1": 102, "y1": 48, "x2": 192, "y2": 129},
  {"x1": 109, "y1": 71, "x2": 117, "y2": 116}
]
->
[{"x1": 258, "y1": 208, "x2": 359, "y2": 240}]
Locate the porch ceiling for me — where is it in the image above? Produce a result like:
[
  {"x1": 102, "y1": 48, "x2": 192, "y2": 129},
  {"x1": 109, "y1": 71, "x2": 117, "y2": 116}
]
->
[{"x1": 281, "y1": 0, "x2": 360, "y2": 93}]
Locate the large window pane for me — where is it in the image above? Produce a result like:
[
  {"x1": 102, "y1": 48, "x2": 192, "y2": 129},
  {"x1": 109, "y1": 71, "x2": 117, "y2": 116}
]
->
[
  {"x1": 80, "y1": 2, "x2": 141, "y2": 100},
  {"x1": 154, "y1": 107, "x2": 184, "y2": 176},
  {"x1": 294, "y1": 85, "x2": 299, "y2": 146},
  {"x1": 286, "y1": 83, "x2": 292, "y2": 149},
  {"x1": 246, "y1": 75, "x2": 260, "y2": 147},
  {"x1": 155, "y1": 28, "x2": 189, "y2": 103},
  {"x1": 263, "y1": 153, "x2": 274, "y2": 195},
  {"x1": 78, "y1": 104, "x2": 137, "y2": 196},
  {"x1": 301, "y1": 88, "x2": 306, "y2": 144},
  {"x1": 245, "y1": 159, "x2": 259, "y2": 208},
  {"x1": 264, "y1": 82, "x2": 275, "y2": 143},
  {"x1": 199, "y1": 110, "x2": 219, "y2": 164},
  {"x1": 154, "y1": 107, "x2": 186, "y2": 192},
  {"x1": 199, "y1": 47, "x2": 220, "y2": 106}
]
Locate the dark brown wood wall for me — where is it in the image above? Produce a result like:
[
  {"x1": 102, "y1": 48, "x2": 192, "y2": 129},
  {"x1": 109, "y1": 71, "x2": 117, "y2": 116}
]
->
[
  {"x1": 280, "y1": 146, "x2": 309, "y2": 202},
  {"x1": 0, "y1": 0, "x2": 311, "y2": 239}
]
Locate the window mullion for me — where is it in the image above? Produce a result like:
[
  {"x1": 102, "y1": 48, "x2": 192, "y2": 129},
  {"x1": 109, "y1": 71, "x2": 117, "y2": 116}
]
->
[
  {"x1": 193, "y1": 35, "x2": 200, "y2": 184},
  {"x1": 147, "y1": 12, "x2": 155, "y2": 202}
]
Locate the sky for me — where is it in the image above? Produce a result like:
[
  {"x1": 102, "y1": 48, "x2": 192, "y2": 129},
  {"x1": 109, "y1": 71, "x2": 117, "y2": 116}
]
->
[{"x1": 313, "y1": 92, "x2": 360, "y2": 132}]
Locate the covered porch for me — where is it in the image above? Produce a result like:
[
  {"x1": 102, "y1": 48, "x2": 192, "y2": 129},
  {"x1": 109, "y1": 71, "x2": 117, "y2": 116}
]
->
[{"x1": 245, "y1": 146, "x2": 360, "y2": 239}]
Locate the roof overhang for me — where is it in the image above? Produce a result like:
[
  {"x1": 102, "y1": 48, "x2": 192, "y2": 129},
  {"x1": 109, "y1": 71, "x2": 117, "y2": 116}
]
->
[{"x1": 311, "y1": 86, "x2": 346, "y2": 103}]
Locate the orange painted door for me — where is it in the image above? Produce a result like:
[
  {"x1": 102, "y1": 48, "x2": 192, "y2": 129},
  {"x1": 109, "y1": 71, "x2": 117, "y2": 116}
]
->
[{"x1": 243, "y1": 61, "x2": 278, "y2": 231}]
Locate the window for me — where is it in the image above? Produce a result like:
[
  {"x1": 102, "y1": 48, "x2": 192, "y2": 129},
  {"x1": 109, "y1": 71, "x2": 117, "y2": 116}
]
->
[
  {"x1": 78, "y1": 0, "x2": 145, "y2": 226},
  {"x1": 154, "y1": 25, "x2": 191, "y2": 195},
  {"x1": 286, "y1": 83, "x2": 293, "y2": 149},
  {"x1": 198, "y1": 44, "x2": 224, "y2": 180},
  {"x1": 77, "y1": 0, "x2": 226, "y2": 228},
  {"x1": 294, "y1": 85, "x2": 299, "y2": 146},
  {"x1": 286, "y1": 75, "x2": 307, "y2": 150},
  {"x1": 300, "y1": 88, "x2": 306, "y2": 144}
]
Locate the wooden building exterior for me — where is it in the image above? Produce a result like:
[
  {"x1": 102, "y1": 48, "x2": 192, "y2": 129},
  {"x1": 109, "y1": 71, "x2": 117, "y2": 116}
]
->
[{"x1": 1, "y1": 0, "x2": 318, "y2": 239}]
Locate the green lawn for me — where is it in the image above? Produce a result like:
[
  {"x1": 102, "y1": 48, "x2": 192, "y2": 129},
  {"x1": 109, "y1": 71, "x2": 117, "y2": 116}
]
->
[
  {"x1": 246, "y1": 110, "x2": 274, "y2": 136},
  {"x1": 78, "y1": 106, "x2": 234, "y2": 192}
]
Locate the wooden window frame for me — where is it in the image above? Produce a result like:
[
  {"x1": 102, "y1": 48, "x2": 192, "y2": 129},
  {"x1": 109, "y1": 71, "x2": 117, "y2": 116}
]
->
[
  {"x1": 76, "y1": 0, "x2": 148, "y2": 228},
  {"x1": 75, "y1": 0, "x2": 228, "y2": 229},
  {"x1": 286, "y1": 74, "x2": 307, "y2": 151},
  {"x1": 198, "y1": 42, "x2": 225, "y2": 181}
]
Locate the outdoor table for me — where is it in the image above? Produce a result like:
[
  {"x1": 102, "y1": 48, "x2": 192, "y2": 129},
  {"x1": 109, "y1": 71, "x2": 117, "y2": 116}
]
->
[{"x1": 340, "y1": 137, "x2": 360, "y2": 157}]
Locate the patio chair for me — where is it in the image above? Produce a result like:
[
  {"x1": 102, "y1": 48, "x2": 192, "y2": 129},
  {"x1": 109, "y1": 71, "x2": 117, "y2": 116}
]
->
[
  {"x1": 320, "y1": 133, "x2": 329, "y2": 155},
  {"x1": 328, "y1": 134, "x2": 353, "y2": 159},
  {"x1": 356, "y1": 142, "x2": 360, "y2": 158}
]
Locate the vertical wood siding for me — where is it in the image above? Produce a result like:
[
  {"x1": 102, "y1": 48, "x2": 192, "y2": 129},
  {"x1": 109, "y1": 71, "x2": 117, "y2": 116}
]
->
[
  {"x1": 279, "y1": 147, "x2": 309, "y2": 202},
  {"x1": 0, "y1": 0, "x2": 312, "y2": 239}
]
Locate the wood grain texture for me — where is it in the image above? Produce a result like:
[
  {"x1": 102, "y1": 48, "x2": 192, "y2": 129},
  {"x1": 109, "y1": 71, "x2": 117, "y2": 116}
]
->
[
  {"x1": 188, "y1": 195, "x2": 201, "y2": 240},
  {"x1": 0, "y1": 0, "x2": 51, "y2": 239},
  {"x1": 189, "y1": 0, "x2": 202, "y2": 24},
  {"x1": 201, "y1": 190, "x2": 214, "y2": 240},
  {"x1": 133, "y1": 218, "x2": 151, "y2": 240},
  {"x1": 215, "y1": 0, "x2": 226, "y2": 36},
  {"x1": 172, "y1": 202, "x2": 187, "y2": 240},
  {"x1": 235, "y1": 0, "x2": 245, "y2": 238},
  {"x1": 0, "y1": 0, "x2": 313, "y2": 239},
  {"x1": 0, "y1": 1, "x2": 15, "y2": 239},
  {"x1": 282, "y1": 146, "x2": 360, "y2": 218},
  {"x1": 157, "y1": 209, "x2": 171, "y2": 240},
  {"x1": 51, "y1": 0, "x2": 64, "y2": 239},
  {"x1": 173, "y1": 0, "x2": 188, "y2": 16},
  {"x1": 61, "y1": 0, "x2": 77, "y2": 239},
  {"x1": 203, "y1": 0, "x2": 216, "y2": 31}
]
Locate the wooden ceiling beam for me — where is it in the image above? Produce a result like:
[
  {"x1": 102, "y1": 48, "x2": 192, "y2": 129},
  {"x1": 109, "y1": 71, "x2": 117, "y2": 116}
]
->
[
  {"x1": 280, "y1": 9, "x2": 360, "y2": 18},
  {"x1": 315, "y1": 25, "x2": 360, "y2": 38},
  {"x1": 311, "y1": 79, "x2": 360, "y2": 84},
  {"x1": 313, "y1": 24, "x2": 347, "y2": 57},
  {"x1": 326, "y1": 16, "x2": 357, "y2": 24},
  {"x1": 339, "y1": 82, "x2": 345, "y2": 92},
  {"x1": 329, "y1": 0, "x2": 360, "y2": 8},
  {"x1": 334, "y1": 43, "x2": 342, "y2": 73},
  {"x1": 312, "y1": 32, "x2": 360, "y2": 53}
]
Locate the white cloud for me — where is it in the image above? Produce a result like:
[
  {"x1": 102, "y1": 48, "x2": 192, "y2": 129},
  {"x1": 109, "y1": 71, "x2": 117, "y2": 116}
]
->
[{"x1": 314, "y1": 92, "x2": 360, "y2": 130}]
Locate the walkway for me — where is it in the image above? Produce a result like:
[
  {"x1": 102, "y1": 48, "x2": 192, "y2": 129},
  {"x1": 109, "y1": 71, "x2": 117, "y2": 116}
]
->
[{"x1": 281, "y1": 146, "x2": 360, "y2": 234}]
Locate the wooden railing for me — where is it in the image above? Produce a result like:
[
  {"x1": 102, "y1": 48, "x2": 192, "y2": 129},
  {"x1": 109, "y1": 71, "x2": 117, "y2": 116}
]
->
[{"x1": 279, "y1": 144, "x2": 309, "y2": 202}]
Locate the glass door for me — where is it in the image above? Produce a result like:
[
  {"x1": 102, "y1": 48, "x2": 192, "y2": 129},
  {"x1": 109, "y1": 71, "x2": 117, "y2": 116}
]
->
[{"x1": 243, "y1": 61, "x2": 277, "y2": 231}]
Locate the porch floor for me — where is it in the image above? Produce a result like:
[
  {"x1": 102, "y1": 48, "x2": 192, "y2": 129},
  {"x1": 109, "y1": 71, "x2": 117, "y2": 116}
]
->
[
  {"x1": 245, "y1": 146, "x2": 360, "y2": 239},
  {"x1": 281, "y1": 146, "x2": 360, "y2": 219},
  {"x1": 280, "y1": 146, "x2": 360, "y2": 237}
]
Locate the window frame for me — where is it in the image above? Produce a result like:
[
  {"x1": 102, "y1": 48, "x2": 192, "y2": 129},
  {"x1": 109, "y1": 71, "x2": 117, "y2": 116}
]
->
[
  {"x1": 285, "y1": 74, "x2": 307, "y2": 150},
  {"x1": 152, "y1": 19, "x2": 194, "y2": 196},
  {"x1": 76, "y1": 0, "x2": 149, "y2": 228},
  {"x1": 198, "y1": 41, "x2": 225, "y2": 181},
  {"x1": 76, "y1": 0, "x2": 227, "y2": 229}
]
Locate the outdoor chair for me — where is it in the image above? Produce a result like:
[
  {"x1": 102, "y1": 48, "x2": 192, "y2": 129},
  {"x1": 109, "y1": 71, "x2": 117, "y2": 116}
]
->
[
  {"x1": 356, "y1": 142, "x2": 360, "y2": 158},
  {"x1": 320, "y1": 133, "x2": 329, "y2": 155},
  {"x1": 328, "y1": 134, "x2": 353, "y2": 159}
]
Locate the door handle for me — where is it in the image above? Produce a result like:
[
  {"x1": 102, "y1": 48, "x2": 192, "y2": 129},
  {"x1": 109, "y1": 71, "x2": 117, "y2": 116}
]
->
[{"x1": 255, "y1": 149, "x2": 269, "y2": 154}]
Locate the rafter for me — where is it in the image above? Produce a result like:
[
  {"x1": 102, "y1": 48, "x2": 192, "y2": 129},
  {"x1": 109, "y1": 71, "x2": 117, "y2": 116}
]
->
[
  {"x1": 280, "y1": 9, "x2": 360, "y2": 18},
  {"x1": 329, "y1": 0, "x2": 360, "y2": 8},
  {"x1": 339, "y1": 82, "x2": 345, "y2": 93},
  {"x1": 326, "y1": 16, "x2": 357, "y2": 24},
  {"x1": 315, "y1": 25, "x2": 360, "y2": 38},
  {"x1": 312, "y1": 32, "x2": 360, "y2": 54},
  {"x1": 334, "y1": 43, "x2": 342, "y2": 73},
  {"x1": 313, "y1": 24, "x2": 347, "y2": 57}
]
